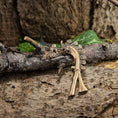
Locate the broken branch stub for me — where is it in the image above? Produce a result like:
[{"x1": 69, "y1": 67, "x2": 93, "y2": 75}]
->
[
  {"x1": 24, "y1": 36, "x2": 49, "y2": 53},
  {"x1": 24, "y1": 36, "x2": 42, "y2": 49}
]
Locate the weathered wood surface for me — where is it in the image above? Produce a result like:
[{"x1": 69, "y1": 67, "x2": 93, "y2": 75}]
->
[{"x1": 0, "y1": 65, "x2": 118, "y2": 117}]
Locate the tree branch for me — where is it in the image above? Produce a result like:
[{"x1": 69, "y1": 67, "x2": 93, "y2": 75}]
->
[{"x1": 0, "y1": 43, "x2": 118, "y2": 74}]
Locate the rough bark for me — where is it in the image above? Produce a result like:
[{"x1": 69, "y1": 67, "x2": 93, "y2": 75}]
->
[
  {"x1": 17, "y1": 0, "x2": 118, "y2": 43},
  {"x1": 0, "y1": 43, "x2": 118, "y2": 74},
  {"x1": 92, "y1": 0, "x2": 118, "y2": 40},
  {"x1": 17, "y1": 0, "x2": 84, "y2": 43},
  {"x1": 0, "y1": 0, "x2": 21, "y2": 46}
]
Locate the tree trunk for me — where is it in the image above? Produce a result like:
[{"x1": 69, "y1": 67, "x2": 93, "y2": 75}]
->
[
  {"x1": 92, "y1": 0, "x2": 118, "y2": 40},
  {"x1": 17, "y1": 0, "x2": 118, "y2": 43},
  {"x1": 17, "y1": 0, "x2": 91, "y2": 43},
  {"x1": 0, "y1": 0, "x2": 21, "y2": 46}
]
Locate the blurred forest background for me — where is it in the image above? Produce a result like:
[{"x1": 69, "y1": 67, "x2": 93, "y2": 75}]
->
[{"x1": 0, "y1": 0, "x2": 118, "y2": 46}]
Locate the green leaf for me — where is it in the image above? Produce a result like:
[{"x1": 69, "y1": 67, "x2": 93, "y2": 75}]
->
[
  {"x1": 18, "y1": 42, "x2": 35, "y2": 52},
  {"x1": 56, "y1": 44, "x2": 62, "y2": 48},
  {"x1": 71, "y1": 30, "x2": 104, "y2": 45}
]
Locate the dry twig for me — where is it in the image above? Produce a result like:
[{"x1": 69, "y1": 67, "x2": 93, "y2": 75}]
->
[
  {"x1": 24, "y1": 36, "x2": 42, "y2": 49},
  {"x1": 67, "y1": 46, "x2": 88, "y2": 96}
]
